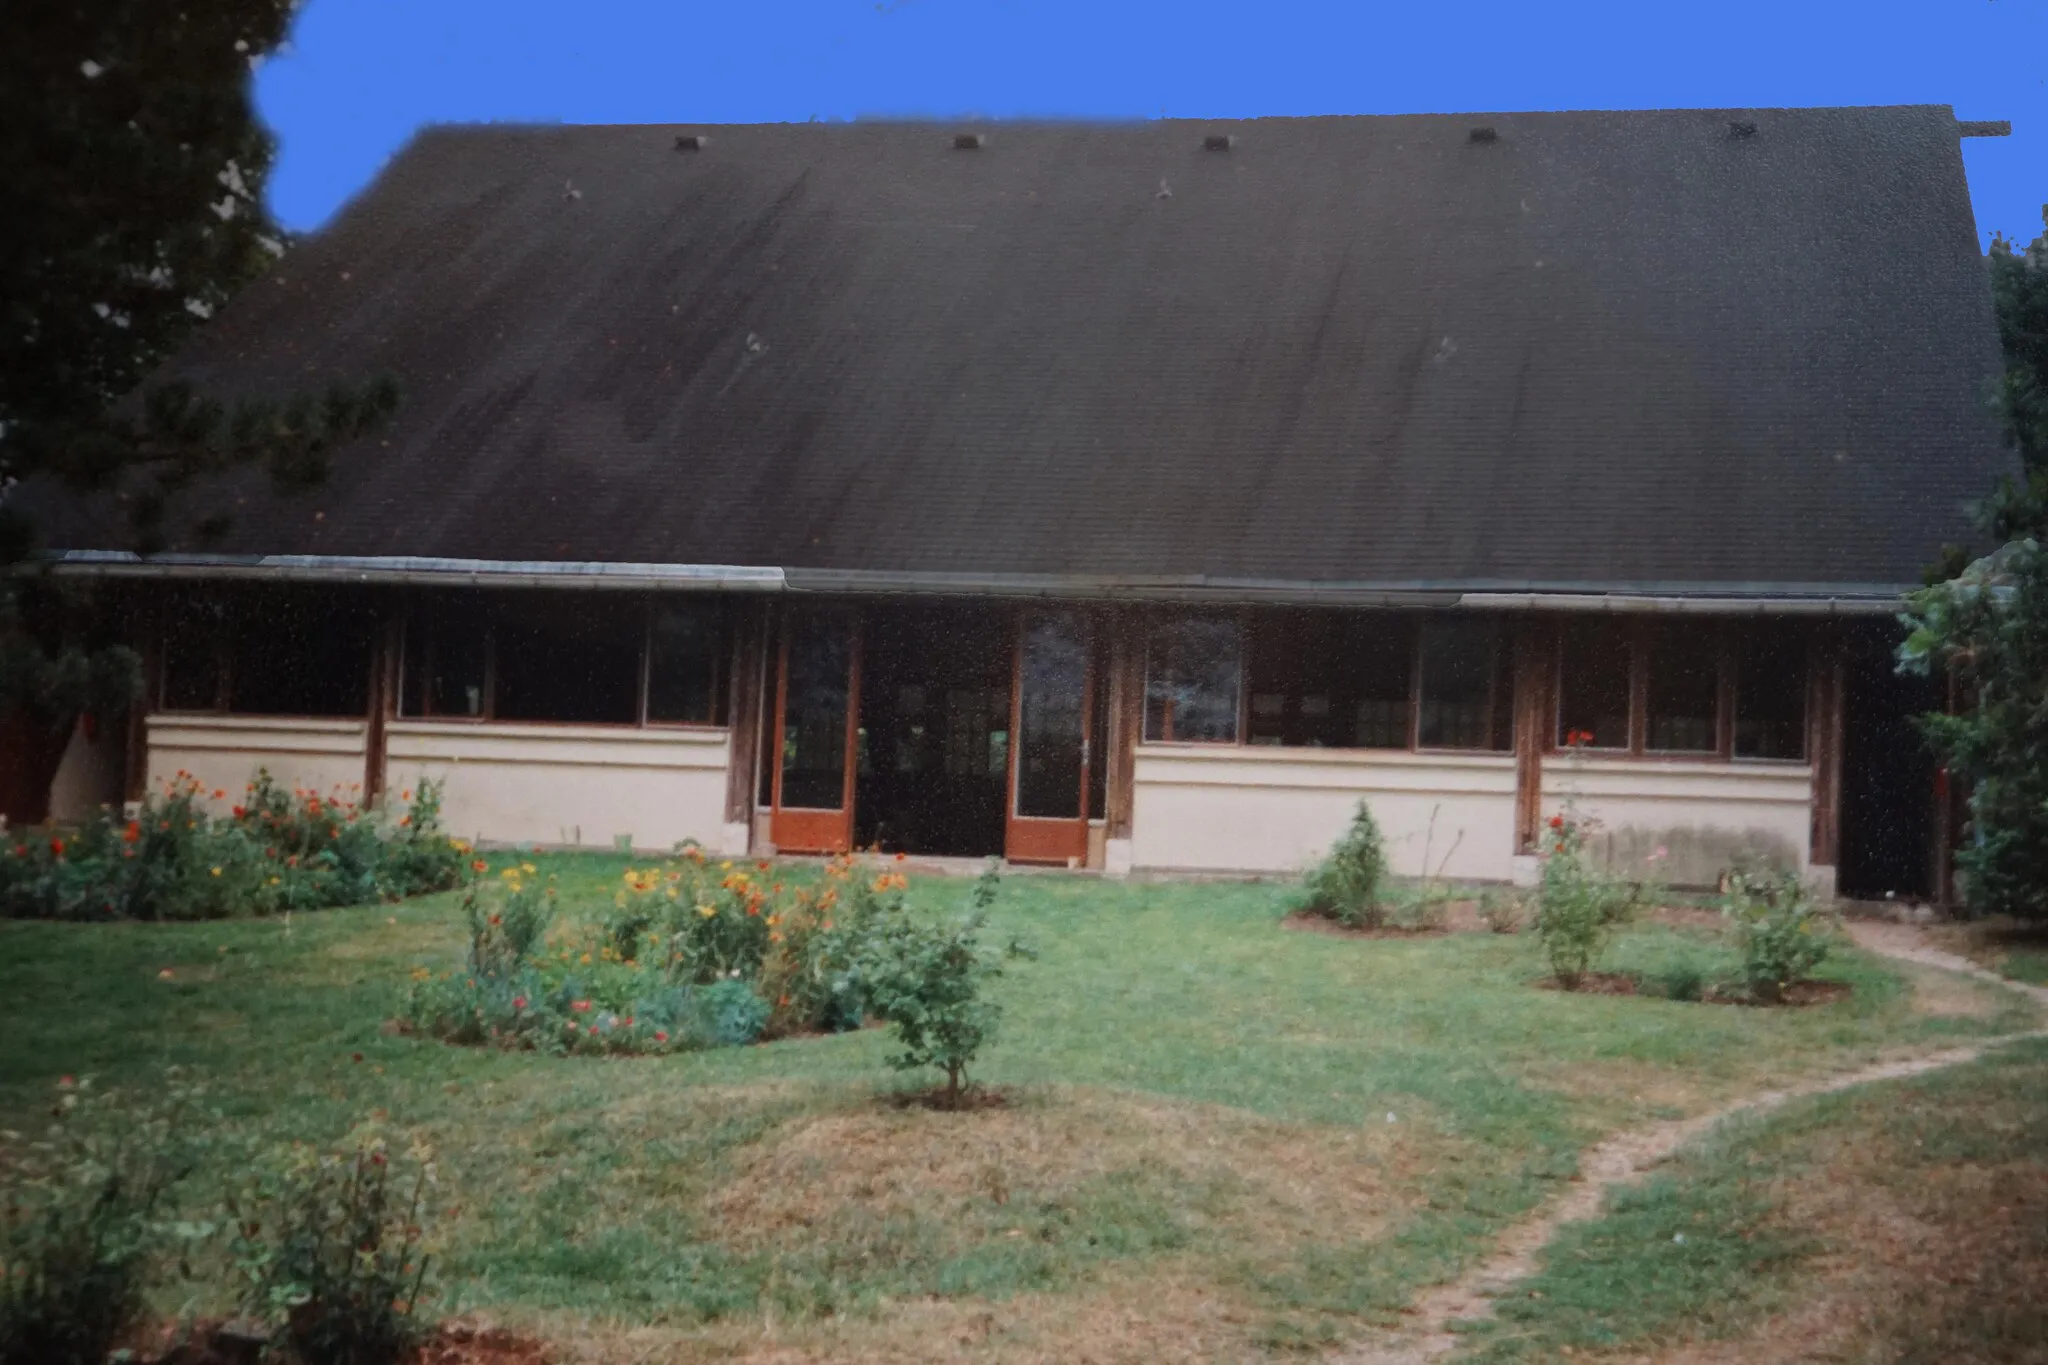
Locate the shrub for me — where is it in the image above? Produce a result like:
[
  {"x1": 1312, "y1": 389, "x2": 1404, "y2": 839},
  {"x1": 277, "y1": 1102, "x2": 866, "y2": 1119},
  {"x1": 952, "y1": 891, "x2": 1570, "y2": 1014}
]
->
[
  {"x1": 1646, "y1": 960, "x2": 1708, "y2": 1002},
  {"x1": 226, "y1": 1127, "x2": 435, "y2": 1365},
  {"x1": 1478, "y1": 888, "x2": 1524, "y2": 934},
  {"x1": 0, "y1": 1076, "x2": 202, "y2": 1365},
  {"x1": 1722, "y1": 869, "x2": 1833, "y2": 1002},
  {"x1": 857, "y1": 861, "x2": 1025, "y2": 1108},
  {"x1": 1534, "y1": 810, "x2": 1645, "y2": 989},
  {"x1": 0, "y1": 773, "x2": 464, "y2": 922},
  {"x1": 1296, "y1": 801, "x2": 1390, "y2": 929}
]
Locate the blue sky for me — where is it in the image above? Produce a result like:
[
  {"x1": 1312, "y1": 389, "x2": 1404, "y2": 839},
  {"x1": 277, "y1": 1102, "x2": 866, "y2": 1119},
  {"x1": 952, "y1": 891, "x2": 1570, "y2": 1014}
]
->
[{"x1": 257, "y1": 0, "x2": 2045, "y2": 248}]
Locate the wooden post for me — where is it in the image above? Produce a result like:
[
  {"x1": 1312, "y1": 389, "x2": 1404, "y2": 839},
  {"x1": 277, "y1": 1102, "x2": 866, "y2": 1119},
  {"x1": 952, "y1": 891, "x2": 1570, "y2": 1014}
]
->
[
  {"x1": 1512, "y1": 617, "x2": 1553, "y2": 853},
  {"x1": 363, "y1": 613, "x2": 396, "y2": 805},
  {"x1": 724, "y1": 601, "x2": 767, "y2": 831},
  {"x1": 1102, "y1": 609, "x2": 1143, "y2": 847},
  {"x1": 1807, "y1": 629, "x2": 1845, "y2": 878}
]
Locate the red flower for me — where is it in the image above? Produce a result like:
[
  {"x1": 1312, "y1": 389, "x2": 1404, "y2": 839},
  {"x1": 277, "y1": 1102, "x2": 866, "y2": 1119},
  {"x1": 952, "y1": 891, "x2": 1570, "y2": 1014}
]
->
[
  {"x1": 653, "y1": 1030, "x2": 669, "y2": 1043},
  {"x1": 351, "y1": 1052, "x2": 364, "y2": 1063},
  {"x1": 571, "y1": 999, "x2": 592, "y2": 1013},
  {"x1": 1548, "y1": 815, "x2": 1564, "y2": 830},
  {"x1": 123, "y1": 821, "x2": 140, "y2": 843},
  {"x1": 213, "y1": 789, "x2": 227, "y2": 801},
  {"x1": 48, "y1": 838, "x2": 64, "y2": 859},
  {"x1": 231, "y1": 805, "x2": 246, "y2": 819},
  {"x1": 512, "y1": 996, "x2": 527, "y2": 1010}
]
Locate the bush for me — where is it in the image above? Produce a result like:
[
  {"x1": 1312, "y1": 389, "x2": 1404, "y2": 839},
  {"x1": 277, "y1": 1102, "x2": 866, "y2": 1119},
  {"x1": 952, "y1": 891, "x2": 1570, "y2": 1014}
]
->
[
  {"x1": 1296, "y1": 801, "x2": 1390, "y2": 929},
  {"x1": 226, "y1": 1127, "x2": 435, "y2": 1365},
  {"x1": 401, "y1": 851, "x2": 906, "y2": 1055},
  {"x1": 1478, "y1": 888, "x2": 1524, "y2": 934},
  {"x1": 856, "y1": 862, "x2": 1026, "y2": 1108},
  {"x1": 0, "y1": 1076, "x2": 201, "y2": 1365},
  {"x1": 1722, "y1": 869, "x2": 1833, "y2": 1002},
  {"x1": 1645, "y1": 960, "x2": 1708, "y2": 1002},
  {"x1": 1534, "y1": 810, "x2": 1645, "y2": 989},
  {"x1": 0, "y1": 773, "x2": 465, "y2": 922}
]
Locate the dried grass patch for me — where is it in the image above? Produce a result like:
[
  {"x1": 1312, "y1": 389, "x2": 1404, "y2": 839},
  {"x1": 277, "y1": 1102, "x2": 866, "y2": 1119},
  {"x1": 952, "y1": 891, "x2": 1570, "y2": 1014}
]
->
[
  {"x1": 529, "y1": 1266, "x2": 1277, "y2": 1365},
  {"x1": 701, "y1": 1086, "x2": 1432, "y2": 1260},
  {"x1": 1640, "y1": 1109, "x2": 2048, "y2": 1365}
]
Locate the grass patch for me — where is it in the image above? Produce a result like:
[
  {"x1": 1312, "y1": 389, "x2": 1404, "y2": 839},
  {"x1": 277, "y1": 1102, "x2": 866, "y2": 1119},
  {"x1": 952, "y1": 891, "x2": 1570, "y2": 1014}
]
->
[
  {"x1": 1457, "y1": 1036, "x2": 2048, "y2": 1363},
  {"x1": 1, "y1": 856, "x2": 2037, "y2": 1360}
]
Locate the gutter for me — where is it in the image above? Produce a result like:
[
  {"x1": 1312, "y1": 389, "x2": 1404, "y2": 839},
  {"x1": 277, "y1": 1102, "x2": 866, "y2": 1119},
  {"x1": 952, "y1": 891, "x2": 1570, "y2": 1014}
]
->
[{"x1": 40, "y1": 551, "x2": 1912, "y2": 614}]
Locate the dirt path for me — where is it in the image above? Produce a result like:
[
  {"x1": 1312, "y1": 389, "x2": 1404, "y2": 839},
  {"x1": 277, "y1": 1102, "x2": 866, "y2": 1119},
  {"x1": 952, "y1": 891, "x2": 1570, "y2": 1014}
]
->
[{"x1": 1326, "y1": 924, "x2": 2048, "y2": 1365}]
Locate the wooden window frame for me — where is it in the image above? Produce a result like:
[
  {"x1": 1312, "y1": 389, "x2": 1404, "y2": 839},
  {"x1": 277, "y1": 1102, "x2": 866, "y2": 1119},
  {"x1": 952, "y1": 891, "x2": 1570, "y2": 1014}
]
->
[
  {"x1": 1550, "y1": 618, "x2": 1799, "y2": 766},
  {"x1": 641, "y1": 599, "x2": 732, "y2": 731},
  {"x1": 1141, "y1": 609, "x2": 1247, "y2": 745},
  {"x1": 1413, "y1": 617, "x2": 1511, "y2": 755}
]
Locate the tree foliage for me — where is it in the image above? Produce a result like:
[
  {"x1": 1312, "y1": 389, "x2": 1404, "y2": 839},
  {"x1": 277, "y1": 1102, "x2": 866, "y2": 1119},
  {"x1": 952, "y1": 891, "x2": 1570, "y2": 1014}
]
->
[
  {"x1": 1901, "y1": 208, "x2": 2048, "y2": 918},
  {"x1": 1, "y1": 1, "x2": 397, "y2": 563}
]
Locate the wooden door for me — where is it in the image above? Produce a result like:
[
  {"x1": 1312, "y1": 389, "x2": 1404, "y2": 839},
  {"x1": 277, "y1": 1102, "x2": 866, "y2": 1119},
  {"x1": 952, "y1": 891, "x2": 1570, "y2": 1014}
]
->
[
  {"x1": 1005, "y1": 609, "x2": 1093, "y2": 865},
  {"x1": 769, "y1": 610, "x2": 861, "y2": 854}
]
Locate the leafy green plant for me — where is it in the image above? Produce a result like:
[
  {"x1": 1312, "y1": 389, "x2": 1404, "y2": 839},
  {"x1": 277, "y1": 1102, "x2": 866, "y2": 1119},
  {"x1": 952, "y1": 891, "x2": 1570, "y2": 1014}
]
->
[
  {"x1": 463, "y1": 863, "x2": 554, "y2": 979},
  {"x1": 0, "y1": 773, "x2": 463, "y2": 922},
  {"x1": 1478, "y1": 888, "x2": 1524, "y2": 934},
  {"x1": 1534, "y1": 811, "x2": 1645, "y2": 989},
  {"x1": 1646, "y1": 960, "x2": 1708, "y2": 1002},
  {"x1": 225, "y1": 1126, "x2": 436, "y2": 1365},
  {"x1": 0, "y1": 1075, "x2": 203, "y2": 1365},
  {"x1": 1722, "y1": 870, "x2": 1833, "y2": 1003},
  {"x1": 857, "y1": 860, "x2": 1026, "y2": 1108},
  {"x1": 1296, "y1": 801, "x2": 1390, "y2": 929}
]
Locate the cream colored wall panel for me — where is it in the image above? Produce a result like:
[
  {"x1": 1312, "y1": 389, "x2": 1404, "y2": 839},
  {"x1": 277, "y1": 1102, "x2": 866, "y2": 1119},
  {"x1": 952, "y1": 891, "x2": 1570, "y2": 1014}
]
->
[
  {"x1": 1130, "y1": 746, "x2": 1519, "y2": 881},
  {"x1": 146, "y1": 715, "x2": 369, "y2": 810},
  {"x1": 47, "y1": 718, "x2": 126, "y2": 821},
  {"x1": 385, "y1": 721, "x2": 730, "y2": 853},
  {"x1": 1539, "y1": 756, "x2": 1813, "y2": 886}
]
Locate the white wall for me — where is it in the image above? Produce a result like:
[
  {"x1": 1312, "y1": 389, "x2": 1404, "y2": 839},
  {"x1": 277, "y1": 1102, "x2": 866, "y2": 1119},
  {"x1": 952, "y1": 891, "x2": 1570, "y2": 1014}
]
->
[
  {"x1": 385, "y1": 721, "x2": 735, "y2": 854},
  {"x1": 47, "y1": 717, "x2": 126, "y2": 821},
  {"x1": 1130, "y1": 745, "x2": 1519, "y2": 880},
  {"x1": 146, "y1": 715, "x2": 370, "y2": 809},
  {"x1": 1539, "y1": 755, "x2": 1813, "y2": 887}
]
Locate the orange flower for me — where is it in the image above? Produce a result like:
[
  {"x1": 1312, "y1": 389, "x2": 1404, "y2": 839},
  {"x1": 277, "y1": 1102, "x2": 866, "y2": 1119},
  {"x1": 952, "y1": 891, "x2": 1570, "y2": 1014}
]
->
[
  {"x1": 122, "y1": 821, "x2": 140, "y2": 844},
  {"x1": 470, "y1": 859, "x2": 488, "y2": 874},
  {"x1": 214, "y1": 789, "x2": 227, "y2": 800}
]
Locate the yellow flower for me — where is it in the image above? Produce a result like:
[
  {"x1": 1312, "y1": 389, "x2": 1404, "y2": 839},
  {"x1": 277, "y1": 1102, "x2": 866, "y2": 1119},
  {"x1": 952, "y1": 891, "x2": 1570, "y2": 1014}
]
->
[
  {"x1": 580, "y1": 953, "x2": 592, "y2": 965},
  {"x1": 697, "y1": 904, "x2": 717, "y2": 918},
  {"x1": 210, "y1": 866, "x2": 222, "y2": 877},
  {"x1": 719, "y1": 860, "x2": 732, "y2": 870},
  {"x1": 665, "y1": 887, "x2": 679, "y2": 901},
  {"x1": 521, "y1": 862, "x2": 537, "y2": 874}
]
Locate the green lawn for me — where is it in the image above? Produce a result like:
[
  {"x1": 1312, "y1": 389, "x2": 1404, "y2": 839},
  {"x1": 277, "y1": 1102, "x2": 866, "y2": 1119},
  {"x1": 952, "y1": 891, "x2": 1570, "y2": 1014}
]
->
[
  {"x1": 1, "y1": 858, "x2": 2038, "y2": 1363},
  {"x1": 1459, "y1": 1035, "x2": 2048, "y2": 1363}
]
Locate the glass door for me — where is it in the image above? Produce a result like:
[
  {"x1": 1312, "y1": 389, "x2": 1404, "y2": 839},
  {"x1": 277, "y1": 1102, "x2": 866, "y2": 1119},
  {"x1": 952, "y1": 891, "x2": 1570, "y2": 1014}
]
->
[
  {"x1": 770, "y1": 610, "x2": 860, "y2": 854},
  {"x1": 1005, "y1": 609, "x2": 1093, "y2": 864}
]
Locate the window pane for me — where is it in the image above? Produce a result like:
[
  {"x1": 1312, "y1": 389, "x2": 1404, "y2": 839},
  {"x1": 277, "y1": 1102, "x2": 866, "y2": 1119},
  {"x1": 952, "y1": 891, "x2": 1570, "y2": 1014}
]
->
[
  {"x1": 1418, "y1": 619, "x2": 1503, "y2": 750},
  {"x1": 1246, "y1": 610, "x2": 1412, "y2": 749},
  {"x1": 1735, "y1": 624, "x2": 1807, "y2": 760},
  {"x1": 780, "y1": 614, "x2": 851, "y2": 809},
  {"x1": 647, "y1": 602, "x2": 726, "y2": 724},
  {"x1": 494, "y1": 597, "x2": 640, "y2": 724},
  {"x1": 229, "y1": 594, "x2": 372, "y2": 717},
  {"x1": 1558, "y1": 619, "x2": 1631, "y2": 749},
  {"x1": 160, "y1": 606, "x2": 224, "y2": 712},
  {"x1": 1016, "y1": 612, "x2": 1087, "y2": 818},
  {"x1": 1143, "y1": 615, "x2": 1241, "y2": 743},
  {"x1": 411, "y1": 610, "x2": 489, "y2": 719},
  {"x1": 1645, "y1": 623, "x2": 1719, "y2": 753}
]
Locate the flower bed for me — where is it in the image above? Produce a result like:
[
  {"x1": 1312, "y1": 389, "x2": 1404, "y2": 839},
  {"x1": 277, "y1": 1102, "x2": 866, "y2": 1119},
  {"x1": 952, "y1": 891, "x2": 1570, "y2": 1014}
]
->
[
  {"x1": 0, "y1": 772, "x2": 466, "y2": 920},
  {"x1": 399, "y1": 850, "x2": 915, "y2": 1056}
]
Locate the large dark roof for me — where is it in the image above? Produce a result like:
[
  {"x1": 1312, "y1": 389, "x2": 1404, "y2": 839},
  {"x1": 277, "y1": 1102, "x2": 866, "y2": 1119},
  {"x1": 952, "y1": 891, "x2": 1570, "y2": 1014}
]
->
[{"x1": 36, "y1": 105, "x2": 2010, "y2": 597}]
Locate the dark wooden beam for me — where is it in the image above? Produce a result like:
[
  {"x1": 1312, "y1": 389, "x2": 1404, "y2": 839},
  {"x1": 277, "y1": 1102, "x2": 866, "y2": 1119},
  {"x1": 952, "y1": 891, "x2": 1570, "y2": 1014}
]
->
[
  {"x1": 1807, "y1": 628, "x2": 1845, "y2": 870},
  {"x1": 723, "y1": 602, "x2": 768, "y2": 829},
  {"x1": 1512, "y1": 617, "x2": 1553, "y2": 853},
  {"x1": 364, "y1": 614, "x2": 396, "y2": 804},
  {"x1": 1103, "y1": 609, "x2": 1143, "y2": 842}
]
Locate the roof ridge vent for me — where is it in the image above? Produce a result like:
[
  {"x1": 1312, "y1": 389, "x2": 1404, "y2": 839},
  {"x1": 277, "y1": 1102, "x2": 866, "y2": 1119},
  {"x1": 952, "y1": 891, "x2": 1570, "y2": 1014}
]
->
[
  {"x1": 1468, "y1": 126, "x2": 1498, "y2": 144},
  {"x1": 1203, "y1": 133, "x2": 1235, "y2": 152},
  {"x1": 1728, "y1": 120, "x2": 1757, "y2": 139},
  {"x1": 674, "y1": 133, "x2": 708, "y2": 151},
  {"x1": 953, "y1": 131, "x2": 986, "y2": 150}
]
